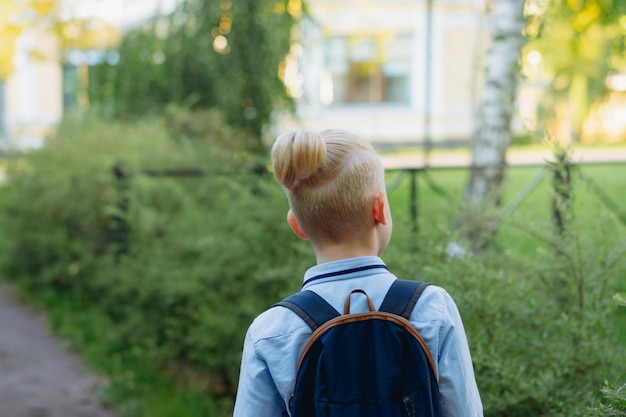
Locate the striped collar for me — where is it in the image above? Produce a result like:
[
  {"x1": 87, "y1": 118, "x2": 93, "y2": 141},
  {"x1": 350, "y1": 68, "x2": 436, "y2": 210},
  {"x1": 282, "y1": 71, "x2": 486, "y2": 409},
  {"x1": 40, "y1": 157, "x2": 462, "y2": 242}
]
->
[{"x1": 302, "y1": 256, "x2": 388, "y2": 288}]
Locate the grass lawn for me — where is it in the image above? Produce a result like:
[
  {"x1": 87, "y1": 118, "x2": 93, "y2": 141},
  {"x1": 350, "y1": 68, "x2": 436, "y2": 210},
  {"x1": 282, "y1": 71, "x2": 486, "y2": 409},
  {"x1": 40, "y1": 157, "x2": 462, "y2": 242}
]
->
[
  {"x1": 385, "y1": 161, "x2": 626, "y2": 343},
  {"x1": 386, "y1": 161, "x2": 626, "y2": 251}
]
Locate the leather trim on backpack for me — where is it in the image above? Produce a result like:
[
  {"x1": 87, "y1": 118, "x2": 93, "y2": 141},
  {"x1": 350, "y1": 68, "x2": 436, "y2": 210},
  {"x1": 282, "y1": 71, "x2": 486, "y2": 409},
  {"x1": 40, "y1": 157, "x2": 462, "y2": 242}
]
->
[{"x1": 296, "y1": 311, "x2": 438, "y2": 382}]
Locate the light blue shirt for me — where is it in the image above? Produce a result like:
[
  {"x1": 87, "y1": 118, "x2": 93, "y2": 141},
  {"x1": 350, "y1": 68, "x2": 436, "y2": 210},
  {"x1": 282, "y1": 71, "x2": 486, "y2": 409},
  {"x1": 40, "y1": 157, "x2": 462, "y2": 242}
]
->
[{"x1": 233, "y1": 256, "x2": 483, "y2": 417}]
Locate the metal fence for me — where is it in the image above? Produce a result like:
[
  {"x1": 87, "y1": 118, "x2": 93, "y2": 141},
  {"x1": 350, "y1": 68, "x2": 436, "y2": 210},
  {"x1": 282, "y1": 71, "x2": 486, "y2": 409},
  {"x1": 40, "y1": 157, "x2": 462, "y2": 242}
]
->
[{"x1": 385, "y1": 159, "x2": 626, "y2": 235}]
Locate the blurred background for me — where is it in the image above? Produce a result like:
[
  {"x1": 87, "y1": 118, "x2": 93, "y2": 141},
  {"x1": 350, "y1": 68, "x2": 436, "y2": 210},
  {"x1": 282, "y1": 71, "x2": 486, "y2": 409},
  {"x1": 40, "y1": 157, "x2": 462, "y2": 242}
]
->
[
  {"x1": 2, "y1": 0, "x2": 625, "y2": 150},
  {"x1": 1, "y1": 1, "x2": 626, "y2": 417}
]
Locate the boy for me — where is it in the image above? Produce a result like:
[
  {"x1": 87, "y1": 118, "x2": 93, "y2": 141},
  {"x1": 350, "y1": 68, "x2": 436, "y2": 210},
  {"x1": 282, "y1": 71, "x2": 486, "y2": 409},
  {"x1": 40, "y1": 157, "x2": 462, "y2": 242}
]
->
[{"x1": 233, "y1": 129, "x2": 483, "y2": 417}]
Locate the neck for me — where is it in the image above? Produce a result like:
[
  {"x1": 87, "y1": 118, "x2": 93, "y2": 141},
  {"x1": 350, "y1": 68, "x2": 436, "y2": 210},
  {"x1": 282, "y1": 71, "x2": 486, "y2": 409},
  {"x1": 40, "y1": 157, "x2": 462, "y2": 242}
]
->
[{"x1": 312, "y1": 234, "x2": 384, "y2": 265}]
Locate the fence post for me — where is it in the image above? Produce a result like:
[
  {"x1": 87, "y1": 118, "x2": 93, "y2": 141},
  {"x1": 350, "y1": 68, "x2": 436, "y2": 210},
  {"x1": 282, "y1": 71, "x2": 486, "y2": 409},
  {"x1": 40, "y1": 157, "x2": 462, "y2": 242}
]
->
[
  {"x1": 409, "y1": 169, "x2": 419, "y2": 233},
  {"x1": 551, "y1": 151, "x2": 573, "y2": 235},
  {"x1": 111, "y1": 163, "x2": 130, "y2": 261}
]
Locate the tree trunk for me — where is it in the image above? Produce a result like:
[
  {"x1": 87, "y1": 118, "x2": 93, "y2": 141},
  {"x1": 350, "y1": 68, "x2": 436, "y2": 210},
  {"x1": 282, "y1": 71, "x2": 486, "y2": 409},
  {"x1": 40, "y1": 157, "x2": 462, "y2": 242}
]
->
[{"x1": 459, "y1": 0, "x2": 527, "y2": 252}]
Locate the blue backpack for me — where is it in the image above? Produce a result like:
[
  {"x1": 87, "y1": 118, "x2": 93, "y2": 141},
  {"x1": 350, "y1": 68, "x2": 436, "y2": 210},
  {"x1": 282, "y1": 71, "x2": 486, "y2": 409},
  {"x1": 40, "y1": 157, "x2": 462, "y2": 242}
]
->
[{"x1": 275, "y1": 280, "x2": 442, "y2": 417}]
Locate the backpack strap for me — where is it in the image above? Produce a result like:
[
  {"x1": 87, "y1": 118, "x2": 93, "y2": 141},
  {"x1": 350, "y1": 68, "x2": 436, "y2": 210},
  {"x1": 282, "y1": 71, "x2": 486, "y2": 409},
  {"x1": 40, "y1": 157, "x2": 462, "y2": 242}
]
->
[
  {"x1": 379, "y1": 280, "x2": 430, "y2": 319},
  {"x1": 275, "y1": 280, "x2": 429, "y2": 330},
  {"x1": 274, "y1": 291, "x2": 340, "y2": 331}
]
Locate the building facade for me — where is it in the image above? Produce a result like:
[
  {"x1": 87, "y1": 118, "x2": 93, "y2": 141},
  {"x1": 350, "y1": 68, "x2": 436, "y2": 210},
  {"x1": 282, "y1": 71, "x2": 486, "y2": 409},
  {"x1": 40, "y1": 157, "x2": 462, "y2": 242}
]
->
[
  {"x1": 279, "y1": 0, "x2": 489, "y2": 148},
  {"x1": 1, "y1": 28, "x2": 63, "y2": 150},
  {"x1": 1, "y1": 0, "x2": 491, "y2": 150}
]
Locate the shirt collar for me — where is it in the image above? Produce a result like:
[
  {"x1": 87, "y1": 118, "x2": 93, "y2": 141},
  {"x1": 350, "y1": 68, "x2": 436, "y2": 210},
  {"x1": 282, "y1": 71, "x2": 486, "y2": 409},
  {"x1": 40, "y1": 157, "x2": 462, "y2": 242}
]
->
[{"x1": 302, "y1": 256, "x2": 388, "y2": 289}]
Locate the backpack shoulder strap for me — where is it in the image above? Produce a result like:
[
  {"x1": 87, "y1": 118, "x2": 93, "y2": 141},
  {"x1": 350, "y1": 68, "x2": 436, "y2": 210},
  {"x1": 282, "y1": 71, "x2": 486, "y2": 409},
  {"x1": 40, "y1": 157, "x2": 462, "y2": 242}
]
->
[
  {"x1": 274, "y1": 291, "x2": 340, "y2": 331},
  {"x1": 379, "y1": 280, "x2": 430, "y2": 319}
]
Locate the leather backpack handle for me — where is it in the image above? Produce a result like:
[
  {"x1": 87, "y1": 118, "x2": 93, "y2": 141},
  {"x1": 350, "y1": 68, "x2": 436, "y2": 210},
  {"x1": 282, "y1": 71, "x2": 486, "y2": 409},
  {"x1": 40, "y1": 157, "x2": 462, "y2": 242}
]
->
[{"x1": 344, "y1": 289, "x2": 375, "y2": 315}]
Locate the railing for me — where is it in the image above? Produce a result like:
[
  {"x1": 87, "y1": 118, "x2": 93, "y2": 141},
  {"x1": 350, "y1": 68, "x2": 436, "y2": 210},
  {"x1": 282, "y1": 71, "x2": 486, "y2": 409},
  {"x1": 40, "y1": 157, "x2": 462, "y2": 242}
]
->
[
  {"x1": 384, "y1": 157, "x2": 626, "y2": 235},
  {"x1": 109, "y1": 163, "x2": 267, "y2": 260},
  {"x1": 4, "y1": 150, "x2": 622, "y2": 258}
]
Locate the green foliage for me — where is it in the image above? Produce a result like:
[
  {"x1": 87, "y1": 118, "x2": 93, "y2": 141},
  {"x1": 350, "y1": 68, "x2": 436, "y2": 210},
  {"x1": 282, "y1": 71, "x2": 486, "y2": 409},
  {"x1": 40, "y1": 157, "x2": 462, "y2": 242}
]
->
[
  {"x1": 385, "y1": 162, "x2": 626, "y2": 417},
  {"x1": 512, "y1": 133, "x2": 536, "y2": 146},
  {"x1": 384, "y1": 235, "x2": 625, "y2": 416},
  {"x1": 89, "y1": 0, "x2": 302, "y2": 143},
  {"x1": 525, "y1": 0, "x2": 626, "y2": 139},
  {"x1": 0, "y1": 109, "x2": 311, "y2": 412},
  {"x1": 587, "y1": 381, "x2": 626, "y2": 417},
  {"x1": 1, "y1": 134, "x2": 625, "y2": 416}
]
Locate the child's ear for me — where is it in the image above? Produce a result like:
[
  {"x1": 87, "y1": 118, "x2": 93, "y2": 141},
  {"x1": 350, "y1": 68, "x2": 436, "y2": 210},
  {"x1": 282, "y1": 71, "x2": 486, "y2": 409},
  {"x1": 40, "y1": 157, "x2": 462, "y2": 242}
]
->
[
  {"x1": 287, "y1": 210, "x2": 309, "y2": 240},
  {"x1": 373, "y1": 192, "x2": 388, "y2": 226}
]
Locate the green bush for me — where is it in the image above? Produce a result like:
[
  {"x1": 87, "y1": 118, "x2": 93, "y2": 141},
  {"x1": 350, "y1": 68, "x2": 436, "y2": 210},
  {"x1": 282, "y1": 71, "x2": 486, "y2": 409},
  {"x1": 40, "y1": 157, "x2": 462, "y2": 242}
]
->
[
  {"x1": 1, "y1": 118, "x2": 625, "y2": 416},
  {"x1": 0, "y1": 109, "x2": 311, "y2": 411},
  {"x1": 383, "y1": 167, "x2": 626, "y2": 417},
  {"x1": 588, "y1": 381, "x2": 626, "y2": 417},
  {"x1": 383, "y1": 236, "x2": 624, "y2": 416}
]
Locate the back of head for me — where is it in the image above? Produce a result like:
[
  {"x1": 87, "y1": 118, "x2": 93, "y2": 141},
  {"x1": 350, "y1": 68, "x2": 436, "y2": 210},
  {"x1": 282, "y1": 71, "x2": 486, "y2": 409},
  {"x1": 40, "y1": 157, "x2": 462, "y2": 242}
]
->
[{"x1": 271, "y1": 128, "x2": 384, "y2": 243}]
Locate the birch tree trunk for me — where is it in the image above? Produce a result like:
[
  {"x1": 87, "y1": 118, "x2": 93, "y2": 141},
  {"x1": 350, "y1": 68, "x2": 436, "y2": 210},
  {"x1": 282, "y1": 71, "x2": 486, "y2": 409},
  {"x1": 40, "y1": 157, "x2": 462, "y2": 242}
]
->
[{"x1": 459, "y1": 0, "x2": 527, "y2": 251}]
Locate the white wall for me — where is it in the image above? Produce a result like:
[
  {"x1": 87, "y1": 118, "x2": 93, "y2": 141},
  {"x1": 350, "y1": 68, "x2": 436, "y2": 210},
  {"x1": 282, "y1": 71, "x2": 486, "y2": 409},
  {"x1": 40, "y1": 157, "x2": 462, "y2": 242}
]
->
[
  {"x1": 279, "y1": 0, "x2": 489, "y2": 147},
  {"x1": 4, "y1": 29, "x2": 63, "y2": 149}
]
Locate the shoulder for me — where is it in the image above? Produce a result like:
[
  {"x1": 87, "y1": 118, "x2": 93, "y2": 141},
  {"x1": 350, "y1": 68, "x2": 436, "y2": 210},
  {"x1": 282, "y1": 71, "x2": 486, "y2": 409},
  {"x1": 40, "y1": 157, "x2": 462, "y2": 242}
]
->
[
  {"x1": 247, "y1": 301, "x2": 312, "y2": 344},
  {"x1": 416, "y1": 283, "x2": 456, "y2": 310},
  {"x1": 409, "y1": 283, "x2": 462, "y2": 326}
]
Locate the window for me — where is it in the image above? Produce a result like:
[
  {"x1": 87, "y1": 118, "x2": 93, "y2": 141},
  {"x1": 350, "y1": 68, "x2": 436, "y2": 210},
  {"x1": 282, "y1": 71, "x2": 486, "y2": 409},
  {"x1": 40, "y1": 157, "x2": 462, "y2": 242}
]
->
[
  {"x1": 321, "y1": 33, "x2": 412, "y2": 105},
  {"x1": 62, "y1": 65, "x2": 79, "y2": 111}
]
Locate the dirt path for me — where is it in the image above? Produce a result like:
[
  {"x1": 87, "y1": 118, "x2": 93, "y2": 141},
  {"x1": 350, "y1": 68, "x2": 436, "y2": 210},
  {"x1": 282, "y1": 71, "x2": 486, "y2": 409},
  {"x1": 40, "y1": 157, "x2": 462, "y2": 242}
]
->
[{"x1": 0, "y1": 284, "x2": 117, "y2": 417}]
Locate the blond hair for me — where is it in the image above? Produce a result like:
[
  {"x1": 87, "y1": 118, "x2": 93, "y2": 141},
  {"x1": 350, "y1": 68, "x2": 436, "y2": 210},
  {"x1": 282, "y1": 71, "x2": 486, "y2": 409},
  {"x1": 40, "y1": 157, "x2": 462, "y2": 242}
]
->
[{"x1": 271, "y1": 128, "x2": 384, "y2": 242}]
